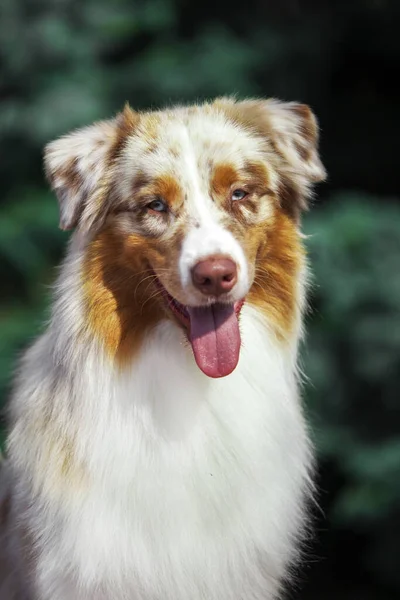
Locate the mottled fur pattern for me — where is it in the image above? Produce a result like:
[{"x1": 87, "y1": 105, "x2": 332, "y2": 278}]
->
[{"x1": 3, "y1": 97, "x2": 325, "y2": 599}]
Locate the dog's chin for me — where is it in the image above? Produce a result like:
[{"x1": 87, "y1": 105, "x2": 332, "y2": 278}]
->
[{"x1": 153, "y1": 276, "x2": 245, "y2": 379}]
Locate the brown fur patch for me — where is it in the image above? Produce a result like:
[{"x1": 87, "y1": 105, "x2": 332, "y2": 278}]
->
[
  {"x1": 212, "y1": 161, "x2": 271, "y2": 199},
  {"x1": 278, "y1": 180, "x2": 305, "y2": 221},
  {"x1": 109, "y1": 105, "x2": 140, "y2": 163},
  {"x1": 212, "y1": 164, "x2": 239, "y2": 196},
  {"x1": 83, "y1": 227, "x2": 166, "y2": 366},
  {"x1": 154, "y1": 174, "x2": 183, "y2": 211},
  {"x1": 121, "y1": 172, "x2": 184, "y2": 215},
  {"x1": 246, "y1": 208, "x2": 304, "y2": 339}
]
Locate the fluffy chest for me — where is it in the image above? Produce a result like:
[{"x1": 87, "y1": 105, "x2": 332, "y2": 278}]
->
[{"x1": 37, "y1": 308, "x2": 311, "y2": 599}]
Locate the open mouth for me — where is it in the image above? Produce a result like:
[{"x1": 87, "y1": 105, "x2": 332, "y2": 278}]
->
[{"x1": 154, "y1": 276, "x2": 244, "y2": 378}]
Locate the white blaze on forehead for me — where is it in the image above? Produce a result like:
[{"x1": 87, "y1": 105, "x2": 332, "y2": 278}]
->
[{"x1": 174, "y1": 120, "x2": 250, "y2": 303}]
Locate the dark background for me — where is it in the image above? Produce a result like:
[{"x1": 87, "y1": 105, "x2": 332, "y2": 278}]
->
[{"x1": 1, "y1": 1, "x2": 400, "y2": 598}]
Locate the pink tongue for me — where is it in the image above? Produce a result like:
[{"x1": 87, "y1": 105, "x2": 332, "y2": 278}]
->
[{"x1": 187, "y1": 304, "x2": 241, "y2": 378}]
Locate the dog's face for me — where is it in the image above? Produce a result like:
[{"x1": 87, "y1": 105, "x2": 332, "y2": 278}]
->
[{"x1": 45, "y1": 98, "x2": 325, "y2": 377}]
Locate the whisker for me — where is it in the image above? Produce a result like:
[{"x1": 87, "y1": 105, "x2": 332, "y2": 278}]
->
[
  {"x1": 251, "y1": 279, "x2": 265, "y2": 293},
  {"x1": 134, "y1": 274, "x2": 158, "y2": 299},
  {"x1": 142, "y1": 278, "x2": 159, "y2": 298},
  {"x1": 132, "y1": 267, "x2": 170, "y2": 277},
  {"x1": 140, "y1": 290, "x2": 164, "y2": 313},
  {"x1": 255, "y1": 268, "x2": 272, "y2": 280}
]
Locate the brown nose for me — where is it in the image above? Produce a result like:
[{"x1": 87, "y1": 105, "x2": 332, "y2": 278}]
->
[{"x1": 191, "y1": 257, "x2": 238, "y2": 297}]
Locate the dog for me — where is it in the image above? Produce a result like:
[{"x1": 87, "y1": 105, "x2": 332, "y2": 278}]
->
[{"x1": 1, "y1": 97, "x2": 325, "y2": 599}]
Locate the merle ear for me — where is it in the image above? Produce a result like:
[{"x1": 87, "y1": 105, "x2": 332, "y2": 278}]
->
[
  {"x1": 44, "y1": 105, "x2": 138, "y2": 232},
  {"x1": 215, "y1": 97, "x2": 326, "y2": 215}
]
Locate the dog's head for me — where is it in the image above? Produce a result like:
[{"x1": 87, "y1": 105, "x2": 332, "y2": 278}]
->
[{"x1": 45, "y1": 98, "x2": 325, "y2": 377}]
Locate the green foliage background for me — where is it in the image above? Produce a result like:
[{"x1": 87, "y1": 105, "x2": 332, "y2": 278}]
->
[{"x1": 1, "y1": 0, "x2": 399, "y2": 597}]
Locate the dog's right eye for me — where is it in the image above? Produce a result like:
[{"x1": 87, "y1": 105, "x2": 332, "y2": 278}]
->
[{"x1": 146, "y1": 198, "x2": 168, "y2": 213}]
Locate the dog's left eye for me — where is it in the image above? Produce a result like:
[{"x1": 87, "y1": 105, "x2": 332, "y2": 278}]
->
[
  {"x1": 147, "y1": 198, "x2": 168, "y2": 213},
  {"x1": 231, "y1": 189, "x2": 248, "y2": 201}
]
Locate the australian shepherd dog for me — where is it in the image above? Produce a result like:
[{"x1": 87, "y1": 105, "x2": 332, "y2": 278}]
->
[{"x1": 2, "y1": 97, "x2": 325, "y2": 599}]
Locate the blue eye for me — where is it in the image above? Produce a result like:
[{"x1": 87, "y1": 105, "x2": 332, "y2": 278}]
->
[
  {"x1": 147, "y1": 198, "x2": 168, "y2": 213},
  {"x1": 231, "y1": 189, "x2": 247, "y2": 201}
]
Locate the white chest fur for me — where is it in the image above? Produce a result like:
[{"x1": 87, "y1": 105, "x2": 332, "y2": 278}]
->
[{"x1": 24, "y1": 306, "x2": 312, "y2": 600}]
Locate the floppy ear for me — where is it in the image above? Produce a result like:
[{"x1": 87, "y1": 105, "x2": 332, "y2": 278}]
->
[
  {"x1": 215, "y1": 97, "x2": 326, "y2": 216},
  {"x1": 44, "y1": 105, "x2": 138, "y2": 231}
]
